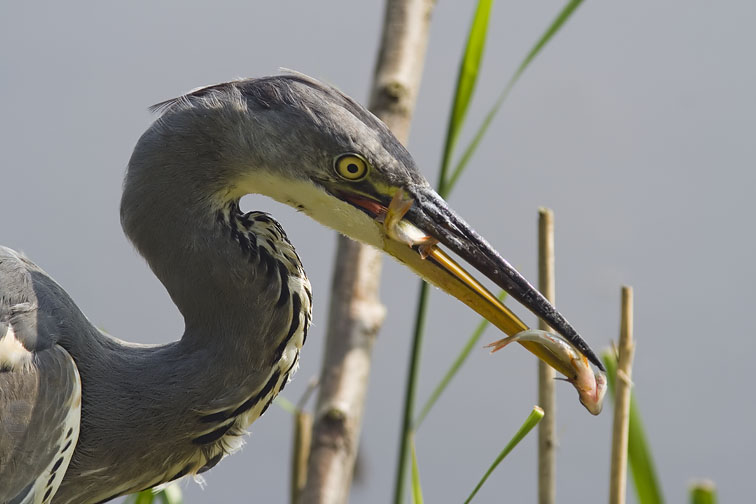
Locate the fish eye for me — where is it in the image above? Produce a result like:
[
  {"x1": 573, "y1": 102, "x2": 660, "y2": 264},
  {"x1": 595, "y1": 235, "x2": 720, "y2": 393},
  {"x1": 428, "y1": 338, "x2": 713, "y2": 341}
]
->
[{"x1": 334, "y1": 153, "x2": 369, "y2": 181}]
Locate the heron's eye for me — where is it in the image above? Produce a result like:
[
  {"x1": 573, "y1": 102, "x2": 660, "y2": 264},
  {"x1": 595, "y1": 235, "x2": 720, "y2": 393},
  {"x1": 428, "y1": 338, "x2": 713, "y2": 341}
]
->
[{"x1": 334, "y1": 154, "x2": 369, "y2": 181}]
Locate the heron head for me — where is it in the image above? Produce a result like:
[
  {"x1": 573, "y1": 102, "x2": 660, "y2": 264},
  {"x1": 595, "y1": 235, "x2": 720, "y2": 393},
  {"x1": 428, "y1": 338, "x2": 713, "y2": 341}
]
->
[{"x1": 153, "y1": 73, "x2": 604, "y2": 379}]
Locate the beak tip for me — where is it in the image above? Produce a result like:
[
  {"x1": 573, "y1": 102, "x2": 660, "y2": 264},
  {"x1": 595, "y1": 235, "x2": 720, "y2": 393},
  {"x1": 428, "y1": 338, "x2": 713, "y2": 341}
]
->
[
  {"x1": 587, "y1": 350, "x2": 606, "y2": 372},
  {"x1": 589, "y1": 349, "x2": 606, "y2": 372}
]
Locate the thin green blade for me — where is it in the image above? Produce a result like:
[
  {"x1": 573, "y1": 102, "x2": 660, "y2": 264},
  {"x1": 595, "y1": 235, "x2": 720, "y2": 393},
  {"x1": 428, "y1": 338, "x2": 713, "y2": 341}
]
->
[
  {"x1": 447, "y1": 0, "x2": 585, "y2": 192},
  {"x1": 394, "y1": 281, "x2": 430, "y2": 504},
  {"x1": 603, "y1": 351, "x2": 664, "y2": 504},
  {"x1": 157, "y1": 484, "x2": 183, "y2": 504},
  {"x1": 275, "y1": 395, "x2": 297, "y2": 415},
  {"x1": 414, "y1": 291, "x2": 506, "y2": 428},
  {"x1": 464, "y1": 406, "x2": 544, "y2": 503},
  {"x1": 125, "y1": 485, "x2": 182, "y2": 504},
  {"x1": 125, "y1": 490, "x2": 154, "y2": 504},
  {"x1": 410, "y1": 433, "x2": 425, "y2": 504},
  {"x1": 439, "y1": 0, "x2": 495, "y2": 195}
]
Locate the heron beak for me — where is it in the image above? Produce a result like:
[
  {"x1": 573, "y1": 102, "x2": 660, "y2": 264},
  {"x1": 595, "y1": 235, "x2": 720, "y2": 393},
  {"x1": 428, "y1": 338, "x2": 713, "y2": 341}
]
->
[{"x1": 377, "y1": 186, "x2": 605, "y2": 378}]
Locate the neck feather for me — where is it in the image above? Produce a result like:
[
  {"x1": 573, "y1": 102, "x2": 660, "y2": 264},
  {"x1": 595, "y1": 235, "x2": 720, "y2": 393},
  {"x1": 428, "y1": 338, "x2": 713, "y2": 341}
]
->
[{"x1": 121, "y1": 131, "x2": 311, "y2": 366}]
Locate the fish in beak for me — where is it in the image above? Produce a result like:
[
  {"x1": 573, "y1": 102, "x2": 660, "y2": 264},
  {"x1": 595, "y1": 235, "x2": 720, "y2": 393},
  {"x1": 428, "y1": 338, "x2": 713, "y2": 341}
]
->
[
  {"x1": 364, "y1": 187, "x2": 606, "y2": 413},
  {"x1": 487, "y1": 329, "x2": 607, "y2": 415}
]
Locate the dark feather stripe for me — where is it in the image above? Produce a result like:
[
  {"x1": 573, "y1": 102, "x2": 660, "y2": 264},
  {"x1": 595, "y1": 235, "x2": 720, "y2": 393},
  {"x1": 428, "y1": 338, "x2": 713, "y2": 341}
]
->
[
  {"x1": 51, "y1": 457, "x2": 64, "y2": 473},
  {"x1": 219, "y1": 205, "x2": 263, "y2": 260},
  {"x1": 95, "y1": 494, "x2": 122, "y2": 504},
  {"x1": 270, "y1": 293, "x2": 300, "y2": 366},
  {"x1": 199, "y1": 409, "x2": 231, "y2": 424},
  {"x1": 259, "y1": 396, "x2": 275, "y2": 416},
  {"x1": 167, "y1": 463, "x2": 194, "y2": 482},
  {"x1": 248, "y1": 232, "x2": 258, "y2": 255},
  {"x1": 278, "y1": 349, "x2": 300, "y2": 395},
  {"x1": 198, "y1": 367, "x2": 282, "y2": 424},
  {"x1": 191, "y1": 422, "x2": 234, "y2": 445},
  {"x1": 198, "y1": 452, "x2": 224, "y2": 473},
  {"x1": 276, "y1": 261, "x2": 290, "y2": 307},
  {"x1": 286, "y1": 293, "x2": 301, "y2": 340},
  {"x1": 235, "y1": 228, "x2": 252, "y2": 254},
  {"x1": 304, "y1": 285, "x2": 313, "y2": 308},
  {"x1": 258, "y1": 247, "x2": 276, "y2": 276},
  {"x1": 231, "y1": 368, "x2": 281, "y2": 417},
  {"x1": 279, "y1": 373, "x2": 289, "y2": 394}
]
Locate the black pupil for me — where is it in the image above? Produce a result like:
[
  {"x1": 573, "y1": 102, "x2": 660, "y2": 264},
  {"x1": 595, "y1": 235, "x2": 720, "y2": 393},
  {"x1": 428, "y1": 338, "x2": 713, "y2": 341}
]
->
[{"x1": 346, "y1": 163, "x2": 360, "y2": 174}]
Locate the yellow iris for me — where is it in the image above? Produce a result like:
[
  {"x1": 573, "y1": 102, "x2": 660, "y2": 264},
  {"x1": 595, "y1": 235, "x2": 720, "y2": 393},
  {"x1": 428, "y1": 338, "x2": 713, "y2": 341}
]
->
[{"x1": 334, "y1": 153, "x2": 369, "y2": 181}]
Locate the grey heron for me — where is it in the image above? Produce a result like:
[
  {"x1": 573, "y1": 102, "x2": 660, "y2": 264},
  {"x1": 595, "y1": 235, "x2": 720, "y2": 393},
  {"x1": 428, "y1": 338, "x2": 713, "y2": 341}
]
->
[{"x1": 0, "y1": 73, "x2": 603, "y2": 503}]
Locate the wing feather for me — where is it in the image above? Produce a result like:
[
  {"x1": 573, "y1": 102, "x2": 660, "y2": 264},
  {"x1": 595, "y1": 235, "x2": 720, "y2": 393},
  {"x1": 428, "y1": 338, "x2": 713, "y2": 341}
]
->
[{"x1": 1, "y1": 247, "x2": 82, "y2": 503}]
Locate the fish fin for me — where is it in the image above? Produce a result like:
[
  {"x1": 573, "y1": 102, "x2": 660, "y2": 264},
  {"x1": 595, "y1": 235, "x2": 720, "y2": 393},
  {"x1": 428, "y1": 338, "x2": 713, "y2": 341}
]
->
[{"x1": 485, "y1": 336, "x2": 516, "y2": 353}]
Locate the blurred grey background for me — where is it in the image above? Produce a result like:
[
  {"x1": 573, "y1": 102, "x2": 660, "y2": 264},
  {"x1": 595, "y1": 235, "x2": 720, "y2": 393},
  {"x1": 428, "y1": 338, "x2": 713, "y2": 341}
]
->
[{"x1": 2, "y1": 1, "x2": 754, "y2": 502}]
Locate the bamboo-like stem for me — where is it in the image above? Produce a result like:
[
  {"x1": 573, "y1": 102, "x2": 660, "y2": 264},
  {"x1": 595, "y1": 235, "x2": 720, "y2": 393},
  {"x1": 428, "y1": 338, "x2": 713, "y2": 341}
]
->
[
  {"x1": 609, "y1": 286, "x2": 635, "y2": 504},
  {"x1": 291, "y1": 411, "x2": 313, "y2": 504},
  {"x1": 299, "y1": 2, "x2": 434, "y2": 503},
  {"x1": 537, "y1": 208, "x2": 556, "y2": 504}
]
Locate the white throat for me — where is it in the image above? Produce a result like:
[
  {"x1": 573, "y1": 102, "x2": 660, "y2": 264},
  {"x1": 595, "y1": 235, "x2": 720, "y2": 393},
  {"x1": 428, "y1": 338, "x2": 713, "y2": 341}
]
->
[{"x1": 233, "y1": 171, "x2": 384, "y2": 249}]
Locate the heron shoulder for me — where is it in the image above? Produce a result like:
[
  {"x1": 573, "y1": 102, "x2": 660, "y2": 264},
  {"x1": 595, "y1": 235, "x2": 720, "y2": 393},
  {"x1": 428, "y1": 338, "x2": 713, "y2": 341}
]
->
[
  {"x1": 0, "y1": 246, "x2": 100, "y2": 358},
  {"x1": 1, "y1": 246, "x2": 49, "y2": 358}
]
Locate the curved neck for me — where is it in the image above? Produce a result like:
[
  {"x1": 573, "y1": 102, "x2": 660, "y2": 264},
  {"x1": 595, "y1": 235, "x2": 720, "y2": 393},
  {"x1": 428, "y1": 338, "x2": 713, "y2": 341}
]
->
[{"x1": 121, "y1": 131, "x2": 280, "y2": 363}]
